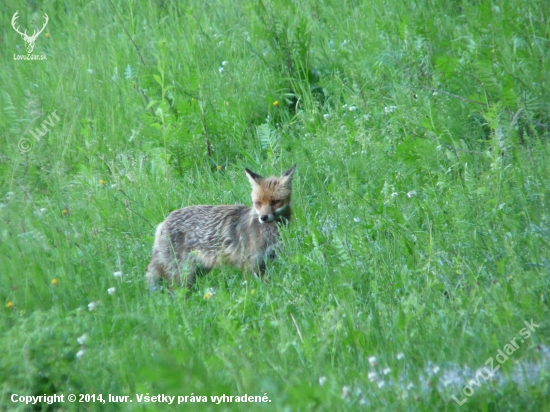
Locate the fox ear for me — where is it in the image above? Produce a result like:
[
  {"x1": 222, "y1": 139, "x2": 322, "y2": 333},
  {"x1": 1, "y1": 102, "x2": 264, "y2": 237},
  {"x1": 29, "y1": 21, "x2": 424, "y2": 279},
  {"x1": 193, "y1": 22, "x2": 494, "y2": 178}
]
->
[
  {"x1": 282, "y1": 164, "x2": 296, "y2": 179},
  {"x1": 245, "y1": 168, "x2": 263, "y2": 186}
]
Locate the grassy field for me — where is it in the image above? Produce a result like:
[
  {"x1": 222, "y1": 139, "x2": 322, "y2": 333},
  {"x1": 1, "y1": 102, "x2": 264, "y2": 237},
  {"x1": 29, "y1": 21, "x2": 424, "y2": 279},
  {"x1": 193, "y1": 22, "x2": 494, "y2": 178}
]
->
[{"x1": 1, "y1": 0, "x2": 550, "y2": 410}]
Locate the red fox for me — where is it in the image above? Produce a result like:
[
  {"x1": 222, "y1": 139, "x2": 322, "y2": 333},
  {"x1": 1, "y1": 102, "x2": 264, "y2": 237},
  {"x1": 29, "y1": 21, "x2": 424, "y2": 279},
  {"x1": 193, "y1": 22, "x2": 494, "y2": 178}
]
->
[{"x1": 146, "y1": 164, "x2": 296, "y2": 290}]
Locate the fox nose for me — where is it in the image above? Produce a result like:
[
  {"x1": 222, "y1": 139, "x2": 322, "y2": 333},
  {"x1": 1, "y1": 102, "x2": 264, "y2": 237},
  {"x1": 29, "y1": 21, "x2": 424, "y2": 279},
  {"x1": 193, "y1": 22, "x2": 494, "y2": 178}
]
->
[{"x1": 260, "y1": 215, "x2": 269, "y2": 222}]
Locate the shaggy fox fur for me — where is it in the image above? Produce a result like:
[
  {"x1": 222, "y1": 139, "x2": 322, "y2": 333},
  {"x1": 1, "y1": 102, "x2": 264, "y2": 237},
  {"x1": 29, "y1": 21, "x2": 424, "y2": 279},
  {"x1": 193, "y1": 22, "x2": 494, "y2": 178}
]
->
[{"x1": 146, "y1": 164, "x2": 296, "y2": 290}]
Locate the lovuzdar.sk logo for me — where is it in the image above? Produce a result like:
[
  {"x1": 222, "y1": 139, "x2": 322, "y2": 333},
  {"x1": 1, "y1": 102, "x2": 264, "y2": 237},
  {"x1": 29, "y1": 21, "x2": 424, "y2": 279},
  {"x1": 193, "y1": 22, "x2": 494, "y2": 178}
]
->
[{"x1": 12, "y1": 11, "x2": 48, "y2": 61}]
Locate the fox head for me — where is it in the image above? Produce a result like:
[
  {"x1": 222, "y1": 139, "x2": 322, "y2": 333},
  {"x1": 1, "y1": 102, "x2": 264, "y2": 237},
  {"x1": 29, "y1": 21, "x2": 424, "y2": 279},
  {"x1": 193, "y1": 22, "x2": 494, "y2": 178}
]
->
[{"x1": 245, "y1": 164, "x2": 296, "y2": 224}]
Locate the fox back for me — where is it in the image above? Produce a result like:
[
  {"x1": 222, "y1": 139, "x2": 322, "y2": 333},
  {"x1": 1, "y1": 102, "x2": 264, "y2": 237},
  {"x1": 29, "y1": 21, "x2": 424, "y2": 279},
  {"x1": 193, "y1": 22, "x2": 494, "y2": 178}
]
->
[{"x1": 146, "y1": 164, "x2": 296, "y2": 290}]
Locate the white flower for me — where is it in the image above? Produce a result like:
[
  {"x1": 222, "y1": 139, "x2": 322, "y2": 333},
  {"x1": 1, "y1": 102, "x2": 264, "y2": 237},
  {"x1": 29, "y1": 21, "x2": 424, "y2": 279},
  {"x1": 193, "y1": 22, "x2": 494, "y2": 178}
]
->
[
  {"x1": 341, "y1": 385, "x2": 351, "y2": 398},
  {"x1": 368, "y1": 371, "x2": 377, "y2": 382},
  {"x1": 377, "y1": 381, "x2": 385, "y2": 389},
  {"x1": 406, "y1": 382, "x2": 414, "y2": 390},
  {"x1": 391, "y1": 192, "x2": 398, "y2": 198},
  {"x1": 384, "y1": 105, "x2": 397, "y2": 114},
  {"x1": 218, "y1": 67, "x2": 224, "y2": 74},
  {"x1": 107, "y1": 287, "x2": 116, "y2": 295},
  {"x1": 87, "y1": 301, "x2": 98, "y2": 312},
  {"x1": 222, "y1": 60, "x2": 228, "y2": 66},
  {"x1": 348, "y1": 106, "x2": 357, "y2": 111},
  {"x1": 406, "y1": 190, "x2": 417, "y2": 198},
  {"x1": 77, "y1": 334, "x2": 88, "y2": 345},
  {"x1": 323, "y1": 114, "x2": 330, "y2": 120},
  {"x1": 432, "y1": 365, "x2": 440, "y2": 374},
  {"x1": 396, "y1": 352, "x2": 404, "y2": 360},
  {"x1": 363, "y1": 114, "x2": 371, "y2": 121},
  {"x1": 113, "y1": 271, "x2": 122, "y2": 278},
  {"x1": 383, "y1": 367, "x2": 391, "y2": 375},
  {"x1": 354, "y1": 217, "x2": 360, "y2": 223},
  {"x1": 368, "y1": 356, "x2": 377, "y2": 367},
  {"x1": 318, "y1": 376, "x2": 327, "y2": 386},
  {"x1": 87, "y1": 69, "x2": 93, "y2": 75},
  {"x1": 76, "y1": 349, "x2": 86, "y2": 359},
  {"x1": 204, "y1": 287, "x2": 216, "y2": 299}
]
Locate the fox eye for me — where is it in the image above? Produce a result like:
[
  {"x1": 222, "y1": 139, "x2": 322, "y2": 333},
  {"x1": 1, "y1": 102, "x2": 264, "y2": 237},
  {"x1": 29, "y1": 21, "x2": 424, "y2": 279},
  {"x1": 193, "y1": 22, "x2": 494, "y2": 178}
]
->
[
  {"x1": 254, "y1": 201, "x2": 261, "y2": 207},
  {"x1": 270, "y1": 200, "x2": 280, "y2": 206}
]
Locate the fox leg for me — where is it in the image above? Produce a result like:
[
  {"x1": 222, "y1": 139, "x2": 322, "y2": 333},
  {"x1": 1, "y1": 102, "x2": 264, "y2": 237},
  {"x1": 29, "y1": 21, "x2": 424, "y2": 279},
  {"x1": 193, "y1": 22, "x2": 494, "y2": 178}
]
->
[{"x1": 145, "y1": 257, "x2": 165, "y2": 291}]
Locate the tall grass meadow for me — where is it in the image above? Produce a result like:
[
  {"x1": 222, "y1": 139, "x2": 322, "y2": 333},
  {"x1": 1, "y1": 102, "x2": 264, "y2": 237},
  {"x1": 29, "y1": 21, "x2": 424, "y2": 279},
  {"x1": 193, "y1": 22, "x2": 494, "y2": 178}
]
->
[{"x1": 1, "y1": 0, "x2": 549, "y2": 410}]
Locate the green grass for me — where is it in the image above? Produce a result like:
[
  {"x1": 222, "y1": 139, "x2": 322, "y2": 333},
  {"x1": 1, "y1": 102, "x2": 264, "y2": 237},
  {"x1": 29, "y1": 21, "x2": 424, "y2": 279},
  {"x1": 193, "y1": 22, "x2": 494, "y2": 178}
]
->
[{"x1": 1, "y1": 0, "x2": 550, "y2": 410}]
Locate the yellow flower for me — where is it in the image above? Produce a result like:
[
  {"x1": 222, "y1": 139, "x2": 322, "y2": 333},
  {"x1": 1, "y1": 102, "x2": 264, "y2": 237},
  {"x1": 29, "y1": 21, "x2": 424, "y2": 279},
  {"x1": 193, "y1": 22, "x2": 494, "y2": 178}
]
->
[
  {"x1": 217, "y1": 165, "x2": 222, "y2": 171},
  {"x1": 273, "y1": 101, "x2": 279, "y2": 107},
  {"x1": 204, "y1": 287, "x2": 215, "y2": 299},
  {"x1": 62, "y1": 208, "x2": 69, "y2": 216},
  {"x1": 45, "y1": 33, "x2": 50, "y2": 39},
  {"x1": 51, "y1": 278, "x2": 59, "y2": 286},
  {"x1": 5, "y1": 301, "x2": 14, "y2": 309},
  {"x1": 99, "y1": 179, "x2": 105, "y2": 185},
  {"x1": 225, "y1": 101, "x2": 229, "y2": 106}
]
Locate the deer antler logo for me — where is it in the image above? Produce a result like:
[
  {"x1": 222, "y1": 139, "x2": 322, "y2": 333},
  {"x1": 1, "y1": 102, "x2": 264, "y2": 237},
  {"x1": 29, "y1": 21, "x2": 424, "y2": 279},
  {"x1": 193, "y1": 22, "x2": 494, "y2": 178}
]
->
[{"x1": 11, "y1": 11, "x2": 49, "y2": 54}]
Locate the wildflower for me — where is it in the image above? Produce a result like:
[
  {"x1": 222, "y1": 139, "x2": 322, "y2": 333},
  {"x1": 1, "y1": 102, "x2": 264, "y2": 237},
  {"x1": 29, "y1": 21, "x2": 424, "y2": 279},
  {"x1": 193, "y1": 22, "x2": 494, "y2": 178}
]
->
[
  {"x1": 87, "y1": 301, "x2": 98, "y2": 312},
  {"x1": 222, "y1": 60, "x2": 229, "y2": 66},
  {"x1": 406, "y1": 382, "x2": 414, "y2": 390},
  {"x1": 107, "y1": 287, "x2": 116, "y2": 295},
  {"x1": 76, "y1": 349, "x2": 86, "y2": 359},
  {"x1": 273, "y1": 101, "x2": 279, "y2": 107},
  {"x1": 323, "y1": 114, "x2": 329, "y2": 120},
  {"x1": 5, "y1": 301, "x2": 15, "y2": 309},
  {"x1": 383, "y1": 367, "x2": 391, "y2": 375},
  {"x1": 218, "y1": 67, "x2": 224, "y2": 74},
  {"x1": 432, "y1": 365, "x2": 440, "y2": 374},
  {"x1": 113, "y1": 271, "x2": 122, "y2": 278},
  {"x1": 204, "y1": 287, "x2": 215, "y2": 299},
  {"x1": 87, "y1": 69, "x2": 93, "y2": 75},
  {"x1": 368, "y1": 356, "x2": 377, "y2": 367},
  {"x1": 341, "y1": 385, "x2": 351, "y2": 399},
  {"x1": 45, "y1": 33, "x2": 50, "y2": 38},
  {"x1": 391, "y1": 192, "x2": 398, "y2": 198},
  {"x1": 318, "y1": 376, "x2": 327, "y2": 386},
  {"x1": 377, "y1": 381, "x2": 385, "y2": 389},
  {"x1": 62, "y1": 208, "x2": 69, "y2": 216},
  {"x1": 354, "y1": 217, "x2": 360, "y2": 223},
  {"x1": 396, "y1": 352, "x2": 404, "y2": 360},
  {"x1": 51, "y1": 278, "x2": 59, "y2": 286},
  {"x1": 368, "y1": 372, "x2": 377, "y2": 382},
  {"x1": 99, "y1": 179, "x2": 105, "y2": 185},
  {"x1": 348, "y1": 106, "x2": 357, "y2": 111},
  {"x1": 77, "y1": 334, "x2": 88, "y2": 345},
  {"x1": 406, "y1": 190, "x2": 417, "y2": 198},
  {"x1": 384, "y1": 105, "x2": 397, "y2": 114},
  {"x1": 217, "y1": 165, "x2": 223, "y2": 171}
]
